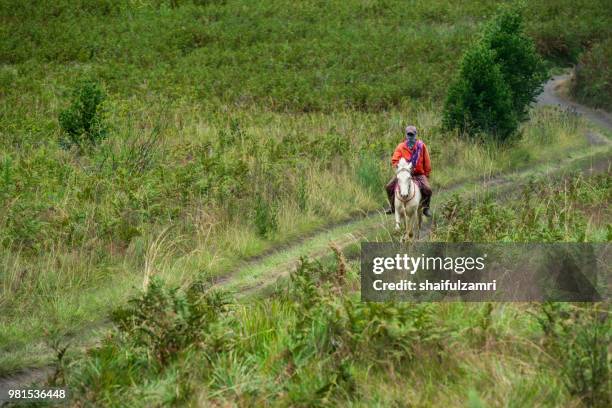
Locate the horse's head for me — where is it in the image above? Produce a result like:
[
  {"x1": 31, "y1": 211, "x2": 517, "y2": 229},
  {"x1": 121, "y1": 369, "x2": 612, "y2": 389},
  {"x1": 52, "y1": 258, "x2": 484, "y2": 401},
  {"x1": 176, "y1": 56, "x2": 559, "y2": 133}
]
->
[{"x1": 396, "y1": 158, "x2": 413, "y2": 199}]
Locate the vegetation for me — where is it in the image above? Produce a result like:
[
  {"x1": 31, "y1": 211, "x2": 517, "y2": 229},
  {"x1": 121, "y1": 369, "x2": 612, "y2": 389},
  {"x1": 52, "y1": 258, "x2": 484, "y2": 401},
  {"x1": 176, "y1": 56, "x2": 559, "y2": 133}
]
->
[
  {"x1": 0, "y1": 1, "x2": 609, "y2": 112},
  {"x1": 433, "y1": 173, "x2": 611, "y2": 242},
  {"x1": 538, "y1": 302, "x2": 610, "y2": 408},
  {"x1": 58, "y1": 79, "x2": 108, "y2": 149},
  {"x1": 0, "y1": 0, "x2": 610, "y2": 405},
  {"x1": 46, "y1": 173, "x2": 610, "y2": 406},
  {"x1": 443, "y1": 7, "x2": 547, "y2": 140},
  {"x1": 443, "y1": 43, "x2": 518, "y2": 139},
  {"x1": 572, "y1": 38, "x2": 612, "y2": 111},
  {"x1": 483, "y1": 9, "x2": 547, "y2": 120},
  {"x1": 0, "y1": 104, "x2": 592, "y2": 375},
  {"x1": 528, "y1": 0, "x2": 611, "y2": 64}
]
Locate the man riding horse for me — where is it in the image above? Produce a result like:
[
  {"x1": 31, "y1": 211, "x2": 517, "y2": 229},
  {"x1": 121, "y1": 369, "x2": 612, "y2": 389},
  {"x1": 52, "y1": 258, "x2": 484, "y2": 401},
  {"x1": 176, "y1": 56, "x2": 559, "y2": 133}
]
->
[{"x1": 385, "y1": 125, "x2": 433, "y2": 217}]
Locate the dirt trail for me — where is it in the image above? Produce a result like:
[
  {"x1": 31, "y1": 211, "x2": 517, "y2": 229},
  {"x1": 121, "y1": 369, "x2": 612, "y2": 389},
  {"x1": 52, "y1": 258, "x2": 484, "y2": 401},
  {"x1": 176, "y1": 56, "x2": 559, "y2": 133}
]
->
[
  {"x1": 536, "y1": 73, "x2": 612, "y2": 133},
  {"x1": 1, "y1": 73, "x2": 611, "y2": 399}
]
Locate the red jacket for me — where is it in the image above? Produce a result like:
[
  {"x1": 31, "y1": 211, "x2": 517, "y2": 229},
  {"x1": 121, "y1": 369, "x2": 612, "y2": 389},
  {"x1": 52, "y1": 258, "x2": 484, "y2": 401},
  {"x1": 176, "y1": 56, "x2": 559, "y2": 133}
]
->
[{"x1": 391, "y1": 140, "x2": 431, "y2": 177}]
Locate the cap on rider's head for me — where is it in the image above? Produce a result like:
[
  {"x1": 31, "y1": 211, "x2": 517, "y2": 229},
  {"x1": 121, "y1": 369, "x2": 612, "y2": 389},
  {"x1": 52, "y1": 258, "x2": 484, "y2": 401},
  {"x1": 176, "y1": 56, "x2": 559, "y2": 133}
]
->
[{"x1": 405, "y1": 125, "x2": 418, "y2": 136}]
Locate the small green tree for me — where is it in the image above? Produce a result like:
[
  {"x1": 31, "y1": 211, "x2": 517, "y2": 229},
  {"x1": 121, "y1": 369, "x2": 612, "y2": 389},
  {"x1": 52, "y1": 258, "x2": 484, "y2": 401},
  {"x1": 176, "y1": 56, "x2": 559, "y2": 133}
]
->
[
  {"x1": 483, "y1": 8, "x2": 548, "y2": 121},
  {"x1": 443, "y1": 7, "x2": 546, "y2": 140},
  {"x1": 443, "y1": 44, "x2": 517, "y2": 140},
  {"x1": 59, "y1": 80, "x2": 107, "y2": 148}
]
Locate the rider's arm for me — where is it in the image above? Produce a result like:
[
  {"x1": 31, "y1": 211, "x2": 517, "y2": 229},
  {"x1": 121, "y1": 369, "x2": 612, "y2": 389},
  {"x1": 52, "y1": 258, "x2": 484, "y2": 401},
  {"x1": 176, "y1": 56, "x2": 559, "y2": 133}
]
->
[{"x1": 422, "y1": 144, "x2": 431, "y2": 177}]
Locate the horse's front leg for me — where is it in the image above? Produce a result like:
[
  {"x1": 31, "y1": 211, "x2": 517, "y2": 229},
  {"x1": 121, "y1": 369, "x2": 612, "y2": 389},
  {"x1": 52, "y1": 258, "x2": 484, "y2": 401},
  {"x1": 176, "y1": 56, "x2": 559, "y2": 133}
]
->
[
  {"x1": 406, "y1": 212, "x2": 415, "y2": 239},
  {"x1": 405, "y1": 207, "x2": 412, "y2": 241}
]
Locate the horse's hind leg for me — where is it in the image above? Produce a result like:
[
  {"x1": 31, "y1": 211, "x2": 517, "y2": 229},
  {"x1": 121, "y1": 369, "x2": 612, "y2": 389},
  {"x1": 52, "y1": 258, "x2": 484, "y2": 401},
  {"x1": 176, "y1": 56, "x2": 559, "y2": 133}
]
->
[{"x1": 394, "y1": 208, "x2": 401, "y2": 232}]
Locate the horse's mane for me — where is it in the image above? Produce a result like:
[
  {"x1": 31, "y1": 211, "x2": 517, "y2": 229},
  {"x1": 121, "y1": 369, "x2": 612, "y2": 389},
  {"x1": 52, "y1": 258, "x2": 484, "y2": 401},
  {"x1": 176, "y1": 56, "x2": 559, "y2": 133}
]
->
[{"x1": 397, "y1": 157, "x2": 412, "y2": 172}]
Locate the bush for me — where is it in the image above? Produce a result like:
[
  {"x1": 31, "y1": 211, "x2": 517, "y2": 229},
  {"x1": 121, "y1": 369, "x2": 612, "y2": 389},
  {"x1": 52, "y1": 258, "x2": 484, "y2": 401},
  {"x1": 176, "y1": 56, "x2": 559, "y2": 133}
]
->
[
  {"x1": 572, "y1": 39, "x2": 612, "y2": 110},
  {"x1": 443, "y1": 44, "x2": 517, "y2": 140},
  {"x1": 483, "y1": 8, "x2": 547, "y2": 121},
  {"x1": 58, "y1": 79, "x2": 108, "y2": 148},
  {"x1": 443, "y1": 7, "x2": 546, "y2": 140},
  {"x1": 282, "y1": 255, "x2": 445, "y2": 405}
]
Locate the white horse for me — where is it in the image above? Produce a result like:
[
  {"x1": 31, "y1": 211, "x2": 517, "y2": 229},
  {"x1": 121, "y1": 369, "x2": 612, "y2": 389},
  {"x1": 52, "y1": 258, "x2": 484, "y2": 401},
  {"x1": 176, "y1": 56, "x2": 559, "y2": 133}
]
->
[{"x1": 394, "y1": 158, "x2": 422, "y2": 241}]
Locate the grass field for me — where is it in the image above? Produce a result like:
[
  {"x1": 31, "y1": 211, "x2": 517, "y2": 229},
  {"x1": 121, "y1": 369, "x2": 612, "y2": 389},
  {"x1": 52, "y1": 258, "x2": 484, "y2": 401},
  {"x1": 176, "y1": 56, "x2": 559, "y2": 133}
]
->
[{"x1": 0, "y1": 0, "x2": 611, "y2": 406}]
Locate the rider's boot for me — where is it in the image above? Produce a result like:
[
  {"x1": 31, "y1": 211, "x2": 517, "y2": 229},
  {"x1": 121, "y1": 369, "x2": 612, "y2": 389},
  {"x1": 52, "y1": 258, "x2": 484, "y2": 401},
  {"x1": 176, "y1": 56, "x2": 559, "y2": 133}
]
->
[{"x1": 422, "y1": 192, "x2": 432, "y2": 217}]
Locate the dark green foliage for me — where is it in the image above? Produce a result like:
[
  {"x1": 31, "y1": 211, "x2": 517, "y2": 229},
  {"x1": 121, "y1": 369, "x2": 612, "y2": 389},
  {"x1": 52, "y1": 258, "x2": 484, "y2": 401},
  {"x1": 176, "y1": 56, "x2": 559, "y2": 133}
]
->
[
  {"x1": 58, "y1": 79, "x2": 107, "y2": 148},
  {"x1": 443, "y1": 7, "x2": 546, "y2": 140},
  {"x1": 443, "y1": 44, "x2": 517, "y2": 140},
  {"x1": 483, "y1": 8, "x2": 547, "y2": 120},
  {"x1": 537, "y1": 303, "x2": 610, "y2": 408},
  {"x1": 280, "y1": 254, "x2": 445, "y2": 404},
  {"x1": 572, "y1": 39, "x2": 612, "y2": 110}
]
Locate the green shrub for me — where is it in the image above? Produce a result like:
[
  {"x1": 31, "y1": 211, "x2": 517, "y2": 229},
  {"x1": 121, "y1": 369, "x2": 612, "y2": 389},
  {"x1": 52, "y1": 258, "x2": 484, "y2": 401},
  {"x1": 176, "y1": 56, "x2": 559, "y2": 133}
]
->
[
  {"x1": 483, "y1": 8, "x2": 547, "y2": 121},
  {"x1": 58, "y1": 79, "x2": 108, "y2": 149},
  {"x1": 287, "y1": 256, "x2": 445, "y2": 366},
  {"x1": 572, "y1": 39, "x2": 612, "y2": 110},
  {"x1": 62, "y1": 278, "x2": 233, "y2": 405},
  {"x1": 443, "y1": 44, "x2": 517, "y2": 140},
  {"x1": 443, "y1": 7, "x2": 546, "y2": 140}
]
